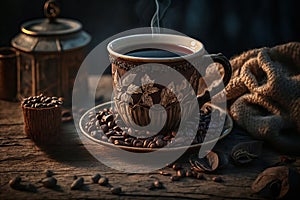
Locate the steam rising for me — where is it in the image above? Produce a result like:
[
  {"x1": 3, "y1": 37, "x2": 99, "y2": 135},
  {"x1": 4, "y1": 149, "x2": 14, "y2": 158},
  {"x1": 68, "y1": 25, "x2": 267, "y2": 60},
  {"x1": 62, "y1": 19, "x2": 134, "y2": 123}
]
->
[{"x1": 151, "y1": 0, "x2": 171, "y2": 34}]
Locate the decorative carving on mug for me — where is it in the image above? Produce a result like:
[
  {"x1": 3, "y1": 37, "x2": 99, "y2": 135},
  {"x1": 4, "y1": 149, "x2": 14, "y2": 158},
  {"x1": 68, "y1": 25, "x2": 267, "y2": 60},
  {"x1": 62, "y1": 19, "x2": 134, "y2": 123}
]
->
[{"x1": 113, "y1": 69, "x2": 196, "y2": 108}]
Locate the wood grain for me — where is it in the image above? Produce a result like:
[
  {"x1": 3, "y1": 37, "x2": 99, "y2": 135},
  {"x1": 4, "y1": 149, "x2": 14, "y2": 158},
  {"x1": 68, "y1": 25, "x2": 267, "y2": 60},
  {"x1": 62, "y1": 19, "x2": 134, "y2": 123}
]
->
[{"x1": 0, "y1": 83, "x2": 299, "y2": 199}]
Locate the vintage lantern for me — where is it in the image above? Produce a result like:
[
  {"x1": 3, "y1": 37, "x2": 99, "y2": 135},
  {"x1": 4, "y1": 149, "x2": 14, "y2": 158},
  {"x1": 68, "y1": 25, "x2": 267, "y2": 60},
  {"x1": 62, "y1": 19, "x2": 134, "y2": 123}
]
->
[{"x1": 11, "y1": 0, "x2": 91, "y2": 105}]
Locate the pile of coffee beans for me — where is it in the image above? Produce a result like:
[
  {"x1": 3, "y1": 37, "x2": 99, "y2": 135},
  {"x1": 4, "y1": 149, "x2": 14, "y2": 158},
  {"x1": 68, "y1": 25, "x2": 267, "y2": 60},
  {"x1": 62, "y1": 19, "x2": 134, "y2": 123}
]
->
[
  {"x1": 22, "y1": 94, "x2": 63, "y2": 108},
  {"x1": 84, "y1": 105, "x2": 226, "y2": 149}
]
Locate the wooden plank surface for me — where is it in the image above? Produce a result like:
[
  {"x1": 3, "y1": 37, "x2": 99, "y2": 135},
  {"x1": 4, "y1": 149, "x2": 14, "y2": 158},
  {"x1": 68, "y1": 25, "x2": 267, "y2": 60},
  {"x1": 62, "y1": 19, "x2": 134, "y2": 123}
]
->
[{"x1": 0, "y1": 95, "x2": 299, "y2": 199}]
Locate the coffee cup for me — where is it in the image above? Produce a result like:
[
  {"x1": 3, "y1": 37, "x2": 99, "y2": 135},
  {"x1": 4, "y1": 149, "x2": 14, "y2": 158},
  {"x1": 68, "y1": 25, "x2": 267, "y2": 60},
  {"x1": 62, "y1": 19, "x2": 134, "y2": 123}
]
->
[{"x1": 107, "y1": 34, "x2": 231, "y2": 132}]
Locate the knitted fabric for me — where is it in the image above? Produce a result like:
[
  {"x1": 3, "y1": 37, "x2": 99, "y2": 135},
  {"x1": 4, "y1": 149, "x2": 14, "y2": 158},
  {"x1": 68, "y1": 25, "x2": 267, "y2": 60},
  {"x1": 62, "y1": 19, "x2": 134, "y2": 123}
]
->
[{"x1": 226, "y1": 42, "x2": 300, "y2": 153}]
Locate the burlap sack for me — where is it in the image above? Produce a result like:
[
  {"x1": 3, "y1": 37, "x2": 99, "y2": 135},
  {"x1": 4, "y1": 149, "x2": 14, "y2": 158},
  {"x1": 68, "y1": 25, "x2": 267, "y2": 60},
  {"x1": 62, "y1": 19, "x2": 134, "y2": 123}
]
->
[{"x1": 226, "y1": 42, "x2": 300, "y2": 154}]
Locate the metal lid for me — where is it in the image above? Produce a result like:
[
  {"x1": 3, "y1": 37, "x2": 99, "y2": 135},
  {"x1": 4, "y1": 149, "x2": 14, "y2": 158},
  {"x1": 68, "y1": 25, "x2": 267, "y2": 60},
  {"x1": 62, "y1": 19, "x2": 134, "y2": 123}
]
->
[
  {"x1": 11, "y1": 0, "x2": 91, "y2": 53},
  {"x1": 22, "y1": 0, "x2": 82, "y2": 36},
  {"x1": 21, "y1": 18, "x2": 82, "y2": 36}
]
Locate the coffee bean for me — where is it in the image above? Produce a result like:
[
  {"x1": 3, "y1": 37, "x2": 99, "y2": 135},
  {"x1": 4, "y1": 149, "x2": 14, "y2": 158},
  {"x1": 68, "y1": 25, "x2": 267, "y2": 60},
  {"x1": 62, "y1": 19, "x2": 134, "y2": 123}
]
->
[
  {"x1": 44, "y1": 97, "x2": 51, "y2": 103},
  {"x1": 42, "y1": 177, "x2": 57, "y2": 188},
  {"x1": 44, "y1": 169, "x2": 54, "y2": 177},
  {"x1": 125, "y1": 137, "x2": 133, "y2": 143},
  {"x1": 132, "y1": 139, "x2": 141, "y2": 147},
  {"x1": 9, "y1": 176, "x2": 21, "y2": 188},
  {"x1": 97, "y1": 111, "x2": 104, "y2": 119},
  {"x1": 141, "y1": 139, "x2": 149, "y2": 148},
  {"x1": 172, "y1": 163, "x2": 182, "y2": 170},
  {"x1": 22, "y1": 95, "x2": 63, "y2": 108},
  {"x1": 121, "y1": 131, "x2": 129, "y2": 138},
  {"x1": 114, "y1": 140, "x2": 125, "y2": 145},
  {"x1": 149, "y1": 142, "x2": 157, "y2": 148},
  {"x1": 155, "y1": 139, "x2": 165, "y2": 147},
  {"x1": 71, "y1": 177, "x2": 84, "y2": 190},
  {"x1": 110, "y1": 135, "x2": 125, "y2": 141},
  {"x1": 185, "y1": 170, "x2": 193, "y2": 177},
  {"x1": 113, "y1": 126, "x2": 122, "y2": 132},
  {"x1": 104, "y1": 114, "x2": 114, "y2": 123},
  {"x1": 159, "y1": 171, "x2": 171, "y2": 176},
  {"x1": 91, "y1": 173, "x2": 101, "y2": 183},
  {"x1": 212, "y1": 176, "x2": 223, "y2": 183},
  {"x1": 106, "y1": 130, "x2": 116, "y2": 138},
  {"x1": 170, "y1": 176, "x2": 181, "y2": 182},
  {"x1": 153, "y1": 180, "x2": 164, "y2": 189},
  {"x1": 98, "y1": 177, "x2": 109, "y2": 186},
  {"x1": 107, "y1": 121, "x2": 115, "y2": 128},
  {"x1": 177, "y1": 169, "x2": 186, "y2": 177},
  {"x1": 111, "y1": 186, "x2": 122, "y2": 194}
]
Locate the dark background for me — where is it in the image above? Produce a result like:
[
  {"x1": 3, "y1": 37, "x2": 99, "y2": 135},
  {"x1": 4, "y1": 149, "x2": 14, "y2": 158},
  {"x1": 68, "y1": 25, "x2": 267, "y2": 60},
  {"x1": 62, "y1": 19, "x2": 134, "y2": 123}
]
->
[{"x1": 1, "y1": 0, "x2": 299, "y2": 59}]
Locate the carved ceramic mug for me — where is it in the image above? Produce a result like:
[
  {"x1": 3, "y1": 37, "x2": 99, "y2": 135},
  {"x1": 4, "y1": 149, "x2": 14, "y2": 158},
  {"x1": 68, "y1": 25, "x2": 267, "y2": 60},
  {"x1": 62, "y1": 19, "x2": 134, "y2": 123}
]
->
[{"x1": 107, "y1": 34, "x2": 231, "y2": 132}]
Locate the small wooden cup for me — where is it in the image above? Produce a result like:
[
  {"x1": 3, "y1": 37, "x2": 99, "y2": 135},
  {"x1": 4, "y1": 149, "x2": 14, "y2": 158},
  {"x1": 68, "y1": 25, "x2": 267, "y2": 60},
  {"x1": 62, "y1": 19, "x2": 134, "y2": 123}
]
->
[{"x1": 22, "y1": 106, "x2": 61, "y2": 144}]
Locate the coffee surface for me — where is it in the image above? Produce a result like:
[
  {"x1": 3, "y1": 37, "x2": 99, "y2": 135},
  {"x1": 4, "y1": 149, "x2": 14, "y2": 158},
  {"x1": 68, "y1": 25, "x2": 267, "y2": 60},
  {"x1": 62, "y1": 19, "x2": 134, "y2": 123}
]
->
[{"x1": 125, "y1": 45, "x2": 193, "y2": 58}]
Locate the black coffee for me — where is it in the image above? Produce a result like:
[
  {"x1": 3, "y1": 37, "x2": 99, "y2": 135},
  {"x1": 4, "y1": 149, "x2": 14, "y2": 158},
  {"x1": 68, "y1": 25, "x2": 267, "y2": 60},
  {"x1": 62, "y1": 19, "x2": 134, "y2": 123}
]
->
[{"x1": 125, "y1": 45, "x2": 193, "y2": 58}]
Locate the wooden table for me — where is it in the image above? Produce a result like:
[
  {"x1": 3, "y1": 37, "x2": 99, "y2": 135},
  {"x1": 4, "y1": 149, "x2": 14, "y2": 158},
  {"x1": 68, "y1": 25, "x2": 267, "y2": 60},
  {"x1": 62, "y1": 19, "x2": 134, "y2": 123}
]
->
[{"x1": 1, "y1": 87, "x2": 299, "y2": 199}]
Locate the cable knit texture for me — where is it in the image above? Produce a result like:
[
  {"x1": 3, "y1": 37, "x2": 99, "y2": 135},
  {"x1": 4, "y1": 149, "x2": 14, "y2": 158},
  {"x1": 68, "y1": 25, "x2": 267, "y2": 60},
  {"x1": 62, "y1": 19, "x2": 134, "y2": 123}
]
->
[{"x1": 226, "y1": 42, "x2": 300, "y2": 153}]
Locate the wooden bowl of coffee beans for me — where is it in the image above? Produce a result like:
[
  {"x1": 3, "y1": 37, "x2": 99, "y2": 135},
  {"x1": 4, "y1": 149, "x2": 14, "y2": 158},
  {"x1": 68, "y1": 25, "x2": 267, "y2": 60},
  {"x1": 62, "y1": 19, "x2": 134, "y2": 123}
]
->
[{"x1": 21, "y1": 94, "x2": 63, "y2": 144}]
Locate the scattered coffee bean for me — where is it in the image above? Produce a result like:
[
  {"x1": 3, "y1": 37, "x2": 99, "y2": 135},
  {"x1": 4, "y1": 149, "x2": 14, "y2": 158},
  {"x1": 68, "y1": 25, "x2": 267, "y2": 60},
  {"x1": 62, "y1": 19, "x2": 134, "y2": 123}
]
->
[
  {"x1": 159, "y1": 171, "x2": 171, "y2": 176},
  {"x1": 185, "y1": 170, "x2": 193, "y2": 177},
  {"x1": 44, "y1": 169, "x2": 54, "y2": 177},
  {"x1": 153, "y1": 180, "x2": 164, "y2": 189},
  {"x1": 98, "y1": 177, "x2": 109, "y2": 186},
  {"x1": 21, "y1": 94, "x2": 63, "y2": 108},
  {"x1": 176, "y1": 169, "x2": 186, "y2": 177},
  {"x1": 42, "y1": 177, "x2": 57, "y2": 188},
  {"x1": 212, "y1": 176, "x2": 223, "y2": 183},
  {"x1": 9, "y1": 176, "x2": 21, "y2": 188},
  {"x1": 149, "y1": 180, "x2": 164, "y2": 190},
  {"x1": 91, "y1": 173, "x2": 101, "y2": 183},
  {"x1": 172, "y1": 163, "x2": 182, "y2": 170},
  {"x1": 111, "y1": 186, "x2": 122, "y2": 194},
  {"x1": 71, "y1": 177, "x2": 84, "y2": 190},
  {"x1": 170, "y1": 176, "x2": 181, "y2": 182}
]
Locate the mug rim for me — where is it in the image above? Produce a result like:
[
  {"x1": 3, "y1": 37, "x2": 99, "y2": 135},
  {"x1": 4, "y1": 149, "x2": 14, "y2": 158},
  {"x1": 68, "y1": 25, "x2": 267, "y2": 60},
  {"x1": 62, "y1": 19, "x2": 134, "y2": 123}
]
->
[{"x1": 107, "y1": 34, "x2": 204, "y2": 62}]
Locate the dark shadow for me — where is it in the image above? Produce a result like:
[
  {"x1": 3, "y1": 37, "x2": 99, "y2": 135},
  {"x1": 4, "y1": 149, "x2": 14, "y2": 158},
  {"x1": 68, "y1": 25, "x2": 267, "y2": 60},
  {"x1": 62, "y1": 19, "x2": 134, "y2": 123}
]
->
[{"x1": 35, "y1": 121, "x2": 98, "y2": 165}]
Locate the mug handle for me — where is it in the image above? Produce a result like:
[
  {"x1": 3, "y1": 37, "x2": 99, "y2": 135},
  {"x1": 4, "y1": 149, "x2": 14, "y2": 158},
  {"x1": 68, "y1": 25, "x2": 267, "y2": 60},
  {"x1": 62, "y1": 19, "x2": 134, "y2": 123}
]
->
[{"x1": 197, "y1": 53, "x2": 232, "y2": 107}]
